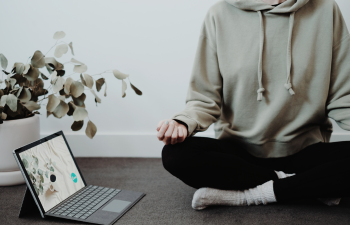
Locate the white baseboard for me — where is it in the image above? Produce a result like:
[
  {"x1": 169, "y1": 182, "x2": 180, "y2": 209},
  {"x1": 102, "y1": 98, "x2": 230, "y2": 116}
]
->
[{"x1": 40, "y1": 133, "x2": 350, "y2": 158}]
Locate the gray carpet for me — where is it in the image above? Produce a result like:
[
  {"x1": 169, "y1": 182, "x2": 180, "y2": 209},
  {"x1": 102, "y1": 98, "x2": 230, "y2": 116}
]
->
[{"x1": 1, "y1": 158, "x2": 350, "y2": 225}]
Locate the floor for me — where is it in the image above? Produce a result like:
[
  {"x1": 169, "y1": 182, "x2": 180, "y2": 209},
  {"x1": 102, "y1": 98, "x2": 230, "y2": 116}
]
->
[{"x1": 1, "y1": 158, "x2": 350, "y2": 225}]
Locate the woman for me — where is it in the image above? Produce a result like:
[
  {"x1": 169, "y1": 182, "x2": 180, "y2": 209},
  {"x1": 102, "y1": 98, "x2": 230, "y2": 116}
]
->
[{"x1": 156, "y1": 0, "x2": 350, "y2": 210}]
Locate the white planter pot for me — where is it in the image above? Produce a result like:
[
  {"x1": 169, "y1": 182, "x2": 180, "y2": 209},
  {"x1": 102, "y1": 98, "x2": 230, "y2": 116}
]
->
[{"x1": 0, "y1": 114, "x2": 40, "y2": 186}]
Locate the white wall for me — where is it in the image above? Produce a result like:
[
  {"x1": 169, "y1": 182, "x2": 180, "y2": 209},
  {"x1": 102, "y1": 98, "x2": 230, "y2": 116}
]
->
[{"x1": 1, "y1": 0, "x2": 350, "y2": 157}]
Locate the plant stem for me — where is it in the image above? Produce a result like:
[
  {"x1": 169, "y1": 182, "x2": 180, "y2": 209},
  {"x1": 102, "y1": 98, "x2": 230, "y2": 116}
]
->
[{"x1": 44, "y1": 40, "x2": 59, "y2": 56}]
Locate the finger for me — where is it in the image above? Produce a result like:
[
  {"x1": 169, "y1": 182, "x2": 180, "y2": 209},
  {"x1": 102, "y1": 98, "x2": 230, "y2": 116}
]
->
[
  {"x1": 178, "y1": 125, "x2": 184, "y2": 142},
  {"x1": 181, "y1": 126, "x2": 187, "y2": 142},
  {"x1": 157, "y1": 120, "x2": 169, "y2": 141},
  {"x1": 157, "y1": 120, "x2": 165, "y2": 131},
  {"x1": 171, "y1": 126, "x2": 178, "y2": 145},
  {"x1": 164, "y1": 120, "x2": 175, "y2": 145}
]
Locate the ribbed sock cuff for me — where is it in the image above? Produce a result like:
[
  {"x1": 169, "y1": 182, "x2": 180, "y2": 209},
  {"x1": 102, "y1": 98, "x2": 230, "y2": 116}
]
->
[{"x1": 261, "y1": 180, "x2": 277, "y2": 204}]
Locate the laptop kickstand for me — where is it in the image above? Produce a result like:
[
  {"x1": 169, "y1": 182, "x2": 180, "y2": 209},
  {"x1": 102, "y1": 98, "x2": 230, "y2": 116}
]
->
[{"x1": 18, "y1": 187, "x2": 43, "y2": 218}]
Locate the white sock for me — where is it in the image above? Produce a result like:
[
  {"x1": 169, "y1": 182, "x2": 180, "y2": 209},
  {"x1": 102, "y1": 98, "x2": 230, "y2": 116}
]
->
[
  {"x1": 192, "y1": 180, "x2": 276, "y2": 210},
  {"x1": 274, "y1": 170, "x2": 341, "y2": 206}
]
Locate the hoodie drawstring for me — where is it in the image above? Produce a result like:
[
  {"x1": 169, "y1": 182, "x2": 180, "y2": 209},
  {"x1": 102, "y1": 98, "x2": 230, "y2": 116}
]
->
[{"x1": 256, "y1": 10, "x2": 296, "y2": 101}]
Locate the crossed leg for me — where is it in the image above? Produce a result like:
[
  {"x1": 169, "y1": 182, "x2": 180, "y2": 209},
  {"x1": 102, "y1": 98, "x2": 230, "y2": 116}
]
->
[{"x1": 161, "y1": 137, "x2": 350, "y2": 202}]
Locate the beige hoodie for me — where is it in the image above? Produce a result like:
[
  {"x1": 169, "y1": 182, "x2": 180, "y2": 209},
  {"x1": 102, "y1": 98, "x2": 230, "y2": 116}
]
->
[{"x1": 171, "y1": 0, "x2": 350, "y2": 158}]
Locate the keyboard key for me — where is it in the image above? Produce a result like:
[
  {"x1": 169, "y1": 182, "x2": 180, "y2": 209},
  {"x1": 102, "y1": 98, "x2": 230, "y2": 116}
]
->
[
  {"x1": 92, "y1": 198, "x2": 110, "y2": 210},
  {"x1": 74, "y1": 213, "x2": 83, "y2": 218}
]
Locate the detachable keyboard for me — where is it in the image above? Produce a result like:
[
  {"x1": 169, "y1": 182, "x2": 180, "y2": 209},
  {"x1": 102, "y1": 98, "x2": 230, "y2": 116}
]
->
[{"x1": 48, "y1": 185, "x2": 121, "y2": 220}]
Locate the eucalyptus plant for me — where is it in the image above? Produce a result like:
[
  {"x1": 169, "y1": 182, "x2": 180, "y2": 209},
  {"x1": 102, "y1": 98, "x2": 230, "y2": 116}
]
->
[{"x1": 0, "y1": 31, "x2": 142, "y2": 139}]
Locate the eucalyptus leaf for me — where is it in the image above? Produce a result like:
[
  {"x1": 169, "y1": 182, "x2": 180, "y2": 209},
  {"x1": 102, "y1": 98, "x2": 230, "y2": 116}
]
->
[
  {"x1": 41, "y1": 73, "x2": 49, "y2": 80},
  {"x1": 39, "y1": 179, "x2": 44, "y2": 191},
  {"x1": 54, "y1": 44, "x2": 68, "y2": 58},
  {"x1": 18, "y1": 87, "x2": 31, "y2": 103},
  {"x1": 6, "y1": 94, "x2": 17, "y2": 112},
  {"x1": 52, "y1": 100, "x2": 69, "y2": 118},
  {"x1": 83, "y1": 74, "x2": 94, "y2": 89},
  {"x1": 47, "y1": 111, "x2": 52, "y2": 118},
  {"x1": 64, "y1": 77, "x2": 74, "y2": 95},
  {"x1": 113, "y1": 69, "x2": 129, "y2": 80},
  {"x1": 130, "y1": 82, "x2": 142, "y2": 95},
  {"x1": 80, "y1": 74, "x2": 86, "y2": 86},
  {"x1": 53, "y1": 31, "x2": 66, "y2": 40},
  {"x1": 90, "y1": 89, "x2": 101, "y2": 103},
  {"x1": 56, "y1": 70, "x2": 65, "y2": 76},
  {"x1": 33, "y1": 156, "x2": 39, "y2": 167},
  {"x1": 45, "y1": 57, "x2": 64, "y2": 70},
  {"x1": 32, "y1": 168, "x2": 36, "y2": 174},
  {"x1": 23, "y1": 64, "x2": 30, "y2": 74},
  {"x1": 14, "y1": 62, "x2": 25, "y2": 75},
  {"x1": 58, "y1": 95, "x2": 65, "y2": 101},
  {"x1": 122, "y1": 79, "x2": 127, "y2": 97},
  {"x1": 16, "y1": 86, "x2": 23, "y2": 97},
  {"x1": 50, "y1": 166, "x2": 54, "y2": 172},
  {"x1": 72, "y1": 93, "x2": 86, "y2": 107},
  {"x1": 31, "y1": 50, "x2": 45, "y2": 68},
  {"x1": 46, "y1": 94, "x2": 60, "y2": 112},
  {"x1": 45, "y1": 63, "x2": 53, "y2": 74},
  {"x1": 71, "y1": 58, "x2": 84, "y2": 65},
  {"x1": 7, "y1": 78, "x2": 16, "y2": 90},
  {"x1": 85, "y1": 120, "x2": 97, "y2": 139},
  {"x1": 73, "y1": 106, "x2": 88, "y2": 121},
  {"x1": 50, "y1": 71, "x2": 58, "y2": 84},
  {"x1": 71, "y1": 120, "x2": 84, "y2": 131},
  {"x1": 70, "y1": 81, "x2": 84, "y2": 98},
  {"x1": 23, "y1": 65, "x2": 39, "y2": 81},
  {"x1": 37, "y1": 169, "x2": 43, "y2": 175},
  {"x1": 95, "y1": 78, "x2": 105, "y2": 92},
  {"x1": 45, "y1": 171, "x2": 48, "y2": 178},
  {"x1": 23, "y1": 101, "x2": 41, "y2": 111},
  {"x1": 0, "y1": 95, "x2": 7, "y2": 107},
  {"x1": 52, "y1": 77, "x2": 65, "y2": 93},
  {"x1": 23, "y1": 158, "x2": 29, "y2": 168},
  {"x1": 68, "y1": 42, "x2": 74, "y2": 55},
  {"x1": 0, "y1": 53, "x2": 8, "y2": 70},
  {"x1": 73, "y1": 64, "x2": 87, "y2": 73},
  {"x1": 67, "y1": 101, "x2": 76, "y2": 116}
]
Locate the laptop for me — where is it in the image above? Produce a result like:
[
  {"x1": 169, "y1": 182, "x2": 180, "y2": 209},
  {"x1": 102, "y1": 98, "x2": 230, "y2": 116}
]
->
[{"x1": 13, "y1": 130, "x2": 145, "y2": 225}]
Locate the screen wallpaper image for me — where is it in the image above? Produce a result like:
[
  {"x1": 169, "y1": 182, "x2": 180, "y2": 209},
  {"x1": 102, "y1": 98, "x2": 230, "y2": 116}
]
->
[{"x1": 19, "y1": 135, "x2": 85, "y2": 212}]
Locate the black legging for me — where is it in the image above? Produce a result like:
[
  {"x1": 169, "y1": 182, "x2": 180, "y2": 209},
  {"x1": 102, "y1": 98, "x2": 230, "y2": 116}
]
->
[{"x1": 161, "y1": 136, "x2": 350, "y2": 202}]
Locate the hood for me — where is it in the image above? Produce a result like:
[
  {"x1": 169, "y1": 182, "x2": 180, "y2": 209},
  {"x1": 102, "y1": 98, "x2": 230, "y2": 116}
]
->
[
  {"x1": 225, "y1": 0, "x2": 309, "y2": 13},
  {"x1": 224, "y1": 0, "x2": 310, "y2": 101}
]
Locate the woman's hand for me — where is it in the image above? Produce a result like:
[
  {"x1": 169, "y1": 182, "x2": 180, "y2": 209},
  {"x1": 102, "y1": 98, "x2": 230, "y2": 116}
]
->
[{"x1": 157, "y1": 119, "x2": 188, "y2": 145}]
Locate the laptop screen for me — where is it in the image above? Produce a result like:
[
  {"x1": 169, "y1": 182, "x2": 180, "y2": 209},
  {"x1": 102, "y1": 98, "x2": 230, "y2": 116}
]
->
[{"x1": 18, "y1": 134, "x2": 85, "y2": 212}]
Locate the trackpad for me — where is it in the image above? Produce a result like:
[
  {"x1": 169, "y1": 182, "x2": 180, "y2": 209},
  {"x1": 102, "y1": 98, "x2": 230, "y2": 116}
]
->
[{"x1": 102, "y1": 199, "x2": 131, "y2": 213}]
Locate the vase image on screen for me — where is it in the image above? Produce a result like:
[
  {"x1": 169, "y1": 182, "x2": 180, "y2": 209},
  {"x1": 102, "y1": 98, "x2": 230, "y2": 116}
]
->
[{"x1": 19, "y1": 135, "x2": 85, "y2": 212}]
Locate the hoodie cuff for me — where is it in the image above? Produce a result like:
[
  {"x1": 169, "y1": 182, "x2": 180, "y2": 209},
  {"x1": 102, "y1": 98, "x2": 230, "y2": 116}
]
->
[{"x1": 170, "y1": 115, "x2": 198, "y2": 137}]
